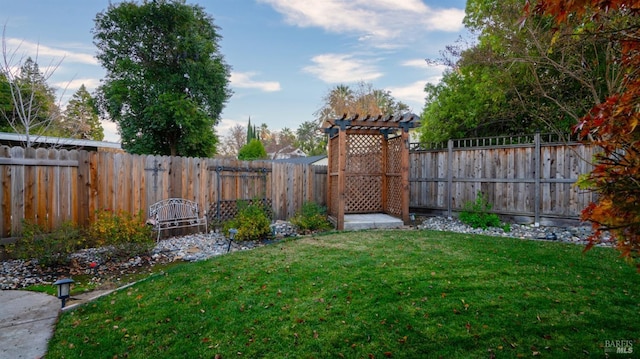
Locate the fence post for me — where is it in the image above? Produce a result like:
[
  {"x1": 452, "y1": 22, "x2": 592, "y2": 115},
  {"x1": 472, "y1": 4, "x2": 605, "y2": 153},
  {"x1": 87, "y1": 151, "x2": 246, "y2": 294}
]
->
[
  {"x1": 534, "y1": 133, "x2": 541, "y2": 225},
  {"x1": 447, "y1": 139, "x2": 453, "y2": 218}
]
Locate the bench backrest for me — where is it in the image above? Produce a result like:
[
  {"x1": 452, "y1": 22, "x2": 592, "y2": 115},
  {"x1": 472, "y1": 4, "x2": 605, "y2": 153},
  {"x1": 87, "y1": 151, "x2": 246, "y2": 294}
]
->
[{"x1": 149, "y1": 198, "x2": 201, "y2": 220}]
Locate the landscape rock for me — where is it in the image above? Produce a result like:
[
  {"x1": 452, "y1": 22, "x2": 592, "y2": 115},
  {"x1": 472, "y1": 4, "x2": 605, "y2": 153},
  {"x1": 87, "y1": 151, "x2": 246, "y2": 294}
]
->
[
  {"x1": 417, "y1": 216, "x2": 611, "y2": 246},
  {"x1": 270, "y1": 220, "x2": 298, "y2": 238}
]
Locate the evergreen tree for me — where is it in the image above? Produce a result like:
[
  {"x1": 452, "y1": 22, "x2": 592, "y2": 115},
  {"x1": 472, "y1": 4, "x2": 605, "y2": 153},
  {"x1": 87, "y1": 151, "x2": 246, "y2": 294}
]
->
[
  {"x1": 0, "y1": 72, "x2": 14, "y2": 131},
  {"x1": 63, "y1": 85, "x2": 104, "y2": 140},
  {"x1": 247, "y1": 117, "x2": 254, "y2": 144}
]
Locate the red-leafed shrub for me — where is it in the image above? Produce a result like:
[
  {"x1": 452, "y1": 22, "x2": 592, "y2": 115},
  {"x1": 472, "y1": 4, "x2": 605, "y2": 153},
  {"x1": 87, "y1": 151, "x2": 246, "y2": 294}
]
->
[{"x1": 527, "y1": 0, "x2": 640, "y2": 269}]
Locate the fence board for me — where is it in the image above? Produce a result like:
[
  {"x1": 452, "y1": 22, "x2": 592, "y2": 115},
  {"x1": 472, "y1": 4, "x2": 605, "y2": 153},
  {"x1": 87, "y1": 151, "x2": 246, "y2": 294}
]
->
[
  {"x1": 23, "y1": 147, "x2": 36, "y2": 225},
  {"x1": 10, "y1": 147, "x2": 24, "y2": 235},
  {"x1": 35, "y1": 149, "x2": 48, "y2": 228},
  {"x1": 0, "y1": 147, "x2": 7, "y2": 236},
  {"x1": 59, "y1": 150, "x2": 70, "y2": 227}
]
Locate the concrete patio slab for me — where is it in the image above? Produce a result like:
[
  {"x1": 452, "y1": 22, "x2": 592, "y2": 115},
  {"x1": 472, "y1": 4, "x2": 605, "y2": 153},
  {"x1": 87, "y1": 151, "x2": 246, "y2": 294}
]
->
[{"x1": 343, "y1": 213, "x2": 404, "y2": 231}]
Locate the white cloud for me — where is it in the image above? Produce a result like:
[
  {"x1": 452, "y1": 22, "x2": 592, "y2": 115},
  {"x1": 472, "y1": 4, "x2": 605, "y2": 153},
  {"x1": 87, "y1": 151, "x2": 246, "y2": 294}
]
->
[
  {"x1": 402, "y1": 59, "x2": 448, "y2": 75},
  {"x1": 402, "y1": 59, "x2": 429, "y2": 68},
  {"x1": 388, "y1": 64, "x2": 447, "y2": 110},
  {"x1": 424, "y1": 8, "x2": 467, "y2": 32},
  {"x1": 303, "y1": 53, "x2": 382, "y2": 83},
  {"x1": 258, "y1": 0, "x2": 465, "y2": 47},
  {"x1": 230, "y1": 72, "x2": 281, "y2": 92},
  {"x1": 216, "y1": 117, "x2": 246, "y2": 138},
  {"x1": 216, "y1": 118, "x2": 247, "y2": 137},
  {"x1": 5, "y1": 38, "x2": 97, "y2": 65},
  {"x1": 100, "y1": 120, "x2": 120, "y2": 143},
  {"x1": 388, "y1": 80, "x2": 429, "y2": 109},
  {"x1": 53, "y1": 78, "x2": 101, "y2": 93}
]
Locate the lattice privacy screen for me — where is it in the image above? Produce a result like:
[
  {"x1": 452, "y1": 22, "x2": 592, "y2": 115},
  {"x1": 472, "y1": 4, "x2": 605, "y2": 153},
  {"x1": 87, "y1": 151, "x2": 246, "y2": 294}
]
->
[
  {"x1": 345, "y1": 134, "x2": 383, "y2": 213},
  {"x1": 208, "y1": 198, "x2": 272, "y2": 227},
  {"x1": 385, "y1": 136, "x2": 403, "y2": 216}
]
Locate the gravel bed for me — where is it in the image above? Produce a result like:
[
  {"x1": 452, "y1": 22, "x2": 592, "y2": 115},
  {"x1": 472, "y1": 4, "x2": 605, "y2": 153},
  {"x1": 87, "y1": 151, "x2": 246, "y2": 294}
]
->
[
  {"x1": 0, "y1": 232, "x2": 268, "y2": 290},
  {"x1": 417, "y1": 216, "x2": 610, "y2": 246}
]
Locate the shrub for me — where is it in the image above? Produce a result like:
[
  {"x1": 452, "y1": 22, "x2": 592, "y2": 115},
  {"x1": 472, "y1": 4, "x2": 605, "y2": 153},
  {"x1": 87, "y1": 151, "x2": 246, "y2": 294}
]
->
[
  {"x1": 459, "y1": 192, "x2": 503, "y2": 230},
  {"x1": 238, "y1": 139, "x2": 267, "y2": 160},
  {"x1": 7, "y1": 220, "x2": 84, "y2": 267},
  {"x1": 85, "y1": 209, "x2": 154, "y2": 261},
  {"x1": 223, "y1": 201, "x2": 272, "y2": 241},
  {"x1": 290, "y1": 202, "x2": 332, "y2": 234}
]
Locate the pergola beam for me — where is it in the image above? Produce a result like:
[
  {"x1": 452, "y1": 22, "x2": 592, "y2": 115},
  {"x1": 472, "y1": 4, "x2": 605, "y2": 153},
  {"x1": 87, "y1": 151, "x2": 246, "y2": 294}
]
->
[{"x1": 326, "y1": 113, "x2": 420, "y2": 133}]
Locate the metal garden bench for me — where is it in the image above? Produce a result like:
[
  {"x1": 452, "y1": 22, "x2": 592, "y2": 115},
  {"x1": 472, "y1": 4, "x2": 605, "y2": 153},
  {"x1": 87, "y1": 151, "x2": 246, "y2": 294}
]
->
[{"x1": 147, "y1": 198, "x2": 207, "y2": 240}]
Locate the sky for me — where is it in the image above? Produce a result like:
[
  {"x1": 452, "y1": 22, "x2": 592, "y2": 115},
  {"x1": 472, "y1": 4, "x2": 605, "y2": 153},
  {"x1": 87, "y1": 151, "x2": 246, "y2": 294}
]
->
[{"x1": 1, "y1": 0, "x2": 470, "y2": 143}]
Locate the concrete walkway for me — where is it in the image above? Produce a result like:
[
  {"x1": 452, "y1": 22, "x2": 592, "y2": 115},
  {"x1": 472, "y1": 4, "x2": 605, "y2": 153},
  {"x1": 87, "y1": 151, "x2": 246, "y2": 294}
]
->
[
  {"x1": 0, "y1": 290, "x2": 60, "y2": 359},
  {"x1": 0, "y1": 288, "x2": 117, "y2": 358}
]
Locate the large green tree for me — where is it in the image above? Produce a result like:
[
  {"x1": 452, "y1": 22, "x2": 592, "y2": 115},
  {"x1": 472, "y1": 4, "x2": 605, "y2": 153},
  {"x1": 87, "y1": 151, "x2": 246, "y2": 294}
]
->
[
  {"x1": 420, "y1": 0, "x2": 623, "y2": 143},
  {"x1": 93, "y1": 0, "x2": 231, "y2": 157},
  {"x1": 295, "y1": 120, "x2": 325, "y2": 156},
  {"x1": 63, "y1": 84, "x2": 104, "y2": 140}
]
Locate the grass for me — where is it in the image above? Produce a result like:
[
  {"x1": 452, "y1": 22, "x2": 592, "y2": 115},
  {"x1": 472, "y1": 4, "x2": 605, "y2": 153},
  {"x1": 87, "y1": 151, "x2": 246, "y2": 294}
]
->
[{"x1": 47, "y1": 230, "x2": 640, "y2": 358}]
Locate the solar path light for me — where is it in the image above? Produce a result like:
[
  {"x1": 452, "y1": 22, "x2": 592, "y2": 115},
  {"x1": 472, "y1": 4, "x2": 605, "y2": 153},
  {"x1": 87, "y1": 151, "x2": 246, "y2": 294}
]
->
[{"x1": 53, "y1": 278, "x2": 74, "y2": 308}]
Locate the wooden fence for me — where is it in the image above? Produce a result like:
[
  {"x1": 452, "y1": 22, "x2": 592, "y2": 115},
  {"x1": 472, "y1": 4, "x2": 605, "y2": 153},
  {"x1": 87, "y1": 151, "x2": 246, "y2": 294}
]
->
[
  {"x1": 408, "y1": 133, "x2": 597, "y2": 225},
  {"x1": 0, "y1": 133, "x2": 599, "y2": 240},
  {"x1": 0, "y1": 146, "x2": 326, "y2": 239}
]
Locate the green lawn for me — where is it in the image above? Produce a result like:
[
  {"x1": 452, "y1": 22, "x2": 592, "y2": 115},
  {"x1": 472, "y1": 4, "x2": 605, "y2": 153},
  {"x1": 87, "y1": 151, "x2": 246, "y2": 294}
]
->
[{"x1": 47, "y1": 230, "x2": 639, "y2": 358}]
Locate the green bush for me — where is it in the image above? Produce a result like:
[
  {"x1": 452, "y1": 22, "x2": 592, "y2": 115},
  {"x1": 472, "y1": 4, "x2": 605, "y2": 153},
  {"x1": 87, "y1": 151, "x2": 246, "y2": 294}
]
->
[
  {"x1": 7, "y1": 220, "x2": 84, "y2": 267},
  {"x1": 459, "y1": 191, "x2": 503, "y2": 230},
  {"x1": 223, "y1": 201, "x2": 272, "y2": 241},
  {"x1": 238, "y1": 139, "x2": 267, "y2": 160},
  {"x1": 290, "y1": 201, "x2": 332, "y2": 234},
  {"x1": 85, "y1": 209, "x2": 154, "y2": 261}
]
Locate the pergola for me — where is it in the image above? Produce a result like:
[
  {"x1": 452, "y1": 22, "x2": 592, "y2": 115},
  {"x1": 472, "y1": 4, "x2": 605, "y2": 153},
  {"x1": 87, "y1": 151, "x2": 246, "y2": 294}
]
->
[{"x1": 324, "y1": 113, "x2": 420, "y2": 230}]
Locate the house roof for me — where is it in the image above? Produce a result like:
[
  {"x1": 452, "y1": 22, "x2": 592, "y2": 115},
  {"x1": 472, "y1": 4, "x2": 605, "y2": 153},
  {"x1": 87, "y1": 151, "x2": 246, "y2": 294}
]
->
[
  {"x1": 0, "y1": 132, "x2": 122, "y2": 151},
  {"x1": 270, "y1": 155, "x2": 327, "y2": 165}
]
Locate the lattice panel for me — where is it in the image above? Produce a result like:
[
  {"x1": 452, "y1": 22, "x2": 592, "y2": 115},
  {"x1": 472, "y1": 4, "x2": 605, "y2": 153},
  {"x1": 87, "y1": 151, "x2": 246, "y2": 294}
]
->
[
  {"x1": 345, "y1": 175, "x2": 382, "y2": 213},
  {"x1": 347, "y1": 134, "x2": 383, "y2": 174},
  {"x1": 208, "y1": 199, "x2": 273, "y2": 227},
  {"x1": 387, "y1": 136, "x2": 403, "y2": 173},
  {"x1": 385, "y1": 176, "x2": 402, "y2": 216}
]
